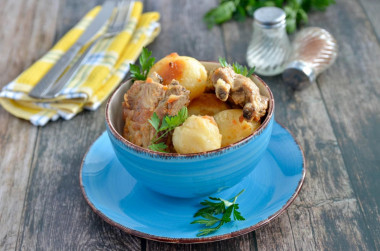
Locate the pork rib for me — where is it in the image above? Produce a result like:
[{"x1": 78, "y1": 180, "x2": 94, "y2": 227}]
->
[
  {"x1": 122, "y1": 79, "x2": 190, "y2": 148},
  {"x1": 209, "y1": 67, "x2": 268, "y2": 122}
]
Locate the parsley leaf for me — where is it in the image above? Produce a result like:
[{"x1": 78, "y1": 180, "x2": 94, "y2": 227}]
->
[
  {"x1": 219, "y1": 57, "x2": 229, "y2": 67},
  {"x1": 191, "y1": 189, "x2": 245, "y2": 236},
  {"x1": 148, "y1": 142, "x2": 167, "y2": 152},
  {"x1": 233, "y1": 204, "x2": 245, "y2": 221},
  {"x1": 148, "y1": 112, "x2": 160, "y2": 131},
  {"x1": 148, "y1": 107, "x2": 189, "y2": 153},
  {"x1": 232, "y1": 62, "x2": 256, "y2": 77},
  {"x1": 204, "y1": 0, "x2": 335, "y2": 33},
  {"x1": 219, "y1": 57, "x2": 255, "y2": 77},
  {"x1": 203, "y1": 1, "x2": 236, "y2": 29},
  {"x1": 129, "y1": 48, "x2": 156, "y2": 81}
]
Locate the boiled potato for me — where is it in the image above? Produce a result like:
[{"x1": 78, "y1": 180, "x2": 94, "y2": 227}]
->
[
  {"x1": 188, "y1": 93, "x2": 231, "y2": 116},
  {"x1": 147, "y1": 53, "x2": 207, "y2": 100},
  {"x1": 172, "y1": 115, "x2": 222, "y2": 154},
  {"x1": 214, "y1": 109, "x2": 261, "y2": 147}
]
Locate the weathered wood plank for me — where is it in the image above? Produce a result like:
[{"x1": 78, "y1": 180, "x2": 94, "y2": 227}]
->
[
  {"x1": 16, "y1": 109, "x2": 143, "y2": 250},
  {"x1": 144, "y1": 0, "x2": 225, "y2": 61},
  {"x1": 255, "y1": 81, "x2": 373, "y2": 250},
  {"x1": 0, "y1": 113, "x2": 37, "y2": 251},
  {"x1": 0, "y1": 0, "x2": 59, "y2": 85},
  {"x1": 15, "y1": 0, "x2": 141, "y2": 250},
  {"x1": 221, "y1": 3, "x2": 375, "y2": 249},
  {"x1": 308, "y1": 0, "x2": 380, "y2": 248},
  {"x1": 254, "y1": 214, "x2": 297, "y2": 251},
  {"x1": 257, "y1": 199, "x2": 370, "y2": 251},
  {"x1": 146, "y1": 233, "x2": 257, "y2": 251},
  {"x1": 359, "y1": 0, "x2": 380, "y2": 41},
  {"x1": 0, "y1": 0, "x2": 59, "y2": 250},
  {"x1": 4, "y1": 0, "x2": 379, "y2": 249}
]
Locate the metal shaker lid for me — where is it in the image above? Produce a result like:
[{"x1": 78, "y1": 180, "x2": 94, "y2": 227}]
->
[
  {"x1": 254, "y1": 7, "x2": 286, "y2": 28},
  {"x1": 282, "y1": 61, "x2": 316, "y2": 90}
]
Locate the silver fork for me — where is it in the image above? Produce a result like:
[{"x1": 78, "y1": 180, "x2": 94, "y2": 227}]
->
[{"x1": 41, "y1": 0, "x2": 132, "y2": 98}]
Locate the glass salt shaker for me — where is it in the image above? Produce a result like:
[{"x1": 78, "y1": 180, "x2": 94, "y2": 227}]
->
[
  {"x1": 282, "y1": 27, "x2": 338, "y2": 89},
  {"x1": 246, "y1": 7, "x2": 291, "y2": 76}
]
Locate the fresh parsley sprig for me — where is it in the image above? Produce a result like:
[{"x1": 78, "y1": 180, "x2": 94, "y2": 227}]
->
[
  {"x1": 129, "y1": 48, "x2": 156, "y2": 81},
  {"x1": 204, "y1": 0, "x2": 335, "y2": 33},
  {"x1": 148, "y1": 107, "x2": 188, "y2": 152},
  {"x1": 219, "y1": 57, "x2": 255, "y2": 77},
  {"x1": 191, "y1": 189, "x2": 245, "y2": 236},
  {"x1": 219, "y1": 57, "x2": 230, "y2": 68},
  {"x1": 204, "y1": 1, "x2": 237, "y2": 29}
]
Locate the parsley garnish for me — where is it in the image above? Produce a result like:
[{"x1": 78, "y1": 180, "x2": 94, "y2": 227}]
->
[
  {"x1": 219, "y1": 57, "x2": 255, "y2": 77},
  {"x1": 204, "y1": 0, "x2": 335, "y2": 33},
  {"x1": 219, "y1": 56, "x2": 229, "y2": 68},
  {"x1": 148, "y1": 107, "x2": 188, "y2": 152},
  {"x1": 129, "y1": 48, "x2": 156, "y2": 81},
  {"x1": 191, "y1": 189, "x2": 246, "y2": 236},
  {"x1": 204, "y1": 1, "x2": 236, "y2": 29}
]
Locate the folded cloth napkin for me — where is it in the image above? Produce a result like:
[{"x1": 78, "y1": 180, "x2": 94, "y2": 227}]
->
[{"x1": 0, "y1": 1, "x2": 160, "y2": 126}]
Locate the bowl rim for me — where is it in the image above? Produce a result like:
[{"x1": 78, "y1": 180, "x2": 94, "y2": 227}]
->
[{"x1": 105, "y1": 61, "x2": 275, "y2": 158}]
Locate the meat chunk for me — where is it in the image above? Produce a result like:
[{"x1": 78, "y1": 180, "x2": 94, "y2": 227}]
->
[
  {"x1": 209, "y1": 67, "x2": 269, "y2": 122},
  {"x1": 122, "y1": 81, "x2": 165, "y2": 147},
  {"x1": 153, "y1": 80, "x2": 190, "y2": 150},
  {"x1": 122, "y1": 79, "x2": 190, "y2": 148},
  {"x1": 155, "y1": 80, "x2": 190, "y2": 118}
]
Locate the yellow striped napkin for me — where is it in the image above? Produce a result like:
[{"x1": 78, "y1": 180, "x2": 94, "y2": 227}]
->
[{"x1": 0, "y1": 1, "x2": 160, "y2": 126}]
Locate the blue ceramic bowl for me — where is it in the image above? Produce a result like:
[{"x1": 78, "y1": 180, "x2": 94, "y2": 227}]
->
[{"x1": 105, "y1": 62, "x2": 275, "y2": 198}]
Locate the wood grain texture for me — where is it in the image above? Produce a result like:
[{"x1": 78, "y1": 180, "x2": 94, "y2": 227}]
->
[
  {"x1": 359, "y1": 0, "x2": 380, "y2": 41},
  {"x1": 146, "y1": 233, "x2": 257, "y2": 251},
  {"x1": 143, "y1": 0, "x2": 225, "y2": 61},
  {"x1": 16, "y1": 110, "x2": 141, "y2": 250},
  {"x1": 15, "y1": 0, "x2": 140, "y2": 250},
  {"x1": 0, "y1": 0, "x2": 59, "y2": 85},
  {"x1": 308, "y1": 0, "x2": 380, "y2": 248},
  {"x1": 0, "y1": 112, "x2": 37, "y2": 251},
  {"x1": 221, "y1": 3, "x2": 374, "y2": 250},
  {"x1": 0, "y1": 0, "x2": 59, "y2": 250},
  {"x1": 0, "y1": 0, "x2": 379, "y2": 250}
]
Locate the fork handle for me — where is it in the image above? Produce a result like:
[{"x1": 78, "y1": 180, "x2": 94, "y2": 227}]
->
[
  {"x1": 42, "y1": 39, "x2": 100, "y2": 98},
  {"x1": 29, "y1": 43, "x2": 83, "y2": 99}
]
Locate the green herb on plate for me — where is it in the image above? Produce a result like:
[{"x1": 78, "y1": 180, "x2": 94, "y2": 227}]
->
[
  {"x1": 219, "y1": 57, "x2": 255, "y2": 77},
  {"x1": 130, "y1": 47, "x2": 156, "y2": 81},
  {"x1": 148, "y1": 107, "x2": 188, "y2": 152},
  {"x1": 204, "y1": 0, "x2": 335, "y2": 33},
  {"x1": 191, "y1": 189, "x2": 245, "y2": 236}
]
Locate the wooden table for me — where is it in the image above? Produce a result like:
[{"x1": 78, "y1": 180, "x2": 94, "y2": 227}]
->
[{"x1": 1, "y1": 0, "x2": 379, "y2": 250}]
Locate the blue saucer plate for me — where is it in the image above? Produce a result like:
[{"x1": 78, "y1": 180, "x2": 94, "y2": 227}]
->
[{"x1": 80, "y1": 121, "x2": 305, "y2": 243}]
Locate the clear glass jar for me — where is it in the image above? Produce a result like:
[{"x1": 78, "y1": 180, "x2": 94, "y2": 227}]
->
[{"x1": 246, "y1": 7, "x2": 291, "y2": 76}]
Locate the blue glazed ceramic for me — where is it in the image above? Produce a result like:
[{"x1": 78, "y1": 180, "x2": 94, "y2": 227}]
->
[
  {"x1": 105, "y1": 62, "x2": 275, "y2": 198},
  {"x1": 80, "y1": 121, "x2": 305, "y2": 243}
]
